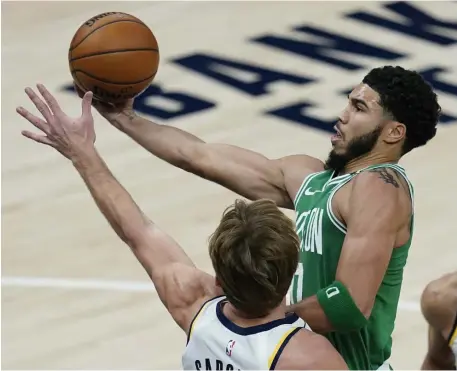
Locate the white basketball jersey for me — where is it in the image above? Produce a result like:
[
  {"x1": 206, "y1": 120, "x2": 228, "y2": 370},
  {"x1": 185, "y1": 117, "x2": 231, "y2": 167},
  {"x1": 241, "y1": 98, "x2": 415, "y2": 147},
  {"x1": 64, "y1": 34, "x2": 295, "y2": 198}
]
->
[
  {"x1": 449, "y1": 313, "x2": 457, "y2": 368},
  {"x1": 182, "y1": 296, "x2": 308, "y2": 370}
]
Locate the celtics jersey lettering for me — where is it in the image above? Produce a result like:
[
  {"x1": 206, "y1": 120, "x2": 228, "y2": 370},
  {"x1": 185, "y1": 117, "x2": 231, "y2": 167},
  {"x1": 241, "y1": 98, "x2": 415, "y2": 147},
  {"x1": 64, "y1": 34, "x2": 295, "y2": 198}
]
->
[{"x1": 289, "y1": 163, "x2": 414, "y2": 370}]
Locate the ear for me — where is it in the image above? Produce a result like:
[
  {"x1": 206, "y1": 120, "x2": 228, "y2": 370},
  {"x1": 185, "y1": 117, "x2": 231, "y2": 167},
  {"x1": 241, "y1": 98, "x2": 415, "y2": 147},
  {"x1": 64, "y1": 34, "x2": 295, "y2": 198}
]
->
[
  {"x1": 215, "y1": 277, "x2": 221, "y2": 287},
  {"x1": 383, "y1": 121, "x2": 406, "y2": 144}
]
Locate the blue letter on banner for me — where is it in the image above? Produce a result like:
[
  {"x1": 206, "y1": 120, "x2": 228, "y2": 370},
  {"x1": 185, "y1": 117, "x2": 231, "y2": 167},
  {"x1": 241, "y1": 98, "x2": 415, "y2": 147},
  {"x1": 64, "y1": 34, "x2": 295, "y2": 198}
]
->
[
  {"x1": 251, "y1": 25, "x2": 404, "y2": 71},
  {"x1": 172, "y1": 53, "x2": 313, "y2": 96},
  {"x1": 347, "y1": 2, "x2": 457, "y2": 46}
]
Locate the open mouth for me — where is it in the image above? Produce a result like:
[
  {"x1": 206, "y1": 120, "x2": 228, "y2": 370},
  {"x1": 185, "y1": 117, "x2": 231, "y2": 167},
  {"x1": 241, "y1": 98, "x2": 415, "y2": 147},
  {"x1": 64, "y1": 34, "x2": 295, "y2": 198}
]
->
[{"x1": 331, "y1": 126, "x2": 342, "y2": 143}]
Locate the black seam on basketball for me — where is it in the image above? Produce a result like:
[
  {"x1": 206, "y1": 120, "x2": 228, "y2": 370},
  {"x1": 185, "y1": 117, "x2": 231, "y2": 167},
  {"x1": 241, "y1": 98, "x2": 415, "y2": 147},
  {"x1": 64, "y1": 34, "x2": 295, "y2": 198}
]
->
[
  {"x1": 69, "y1": 19, "x2": 154, "y2": 52},
  {"x1": 70, "y1": 48, "x2": 158, "y2": 62},
  {"x1": 73, "y1": 69, "x2": 157, "y2": 85},
  {"x1": 69, "y1": 19, "x2": 153, "y2": 52}
]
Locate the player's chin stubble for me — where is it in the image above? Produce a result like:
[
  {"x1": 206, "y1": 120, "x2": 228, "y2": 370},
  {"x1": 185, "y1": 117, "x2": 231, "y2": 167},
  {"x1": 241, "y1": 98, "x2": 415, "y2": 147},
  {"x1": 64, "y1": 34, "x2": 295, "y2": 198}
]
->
[{"x1": 324, "y1": 126, "x2": 383, "y2": 173}]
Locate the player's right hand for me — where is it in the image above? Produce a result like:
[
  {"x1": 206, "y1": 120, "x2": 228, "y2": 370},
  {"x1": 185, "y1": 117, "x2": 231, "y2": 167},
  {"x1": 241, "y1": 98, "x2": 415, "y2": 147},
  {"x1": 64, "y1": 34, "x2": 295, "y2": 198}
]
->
[
  {"x1": 17, "y1": 83, "x2": 96, "y2": 161},
  {"x1": 73, "y1": 82, "x2": 134, "y2": 121}
]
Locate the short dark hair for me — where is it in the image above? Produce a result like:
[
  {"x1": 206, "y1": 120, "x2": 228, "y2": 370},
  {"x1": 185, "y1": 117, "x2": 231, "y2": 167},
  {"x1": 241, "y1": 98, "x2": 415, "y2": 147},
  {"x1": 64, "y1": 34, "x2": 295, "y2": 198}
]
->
[
  {"x1": 208, "y1": 199, "x2": 299, "y2": 318},
  {"x1": 363, "y1": 66, "x2": 441, "y2": 154}
]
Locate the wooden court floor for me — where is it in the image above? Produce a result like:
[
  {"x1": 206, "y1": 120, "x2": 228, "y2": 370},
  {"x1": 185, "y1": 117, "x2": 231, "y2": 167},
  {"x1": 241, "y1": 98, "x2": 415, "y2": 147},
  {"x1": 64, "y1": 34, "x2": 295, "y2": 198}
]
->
[{"x1": 2, "y1": 1, "x2": 456, "y2": 369}]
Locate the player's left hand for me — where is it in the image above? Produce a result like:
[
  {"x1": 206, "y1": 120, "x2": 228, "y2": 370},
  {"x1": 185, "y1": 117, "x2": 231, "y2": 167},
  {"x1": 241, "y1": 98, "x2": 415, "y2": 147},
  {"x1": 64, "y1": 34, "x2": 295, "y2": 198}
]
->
[{"x1": 17, "y1": 83, "x2": 96, "y2": 161}]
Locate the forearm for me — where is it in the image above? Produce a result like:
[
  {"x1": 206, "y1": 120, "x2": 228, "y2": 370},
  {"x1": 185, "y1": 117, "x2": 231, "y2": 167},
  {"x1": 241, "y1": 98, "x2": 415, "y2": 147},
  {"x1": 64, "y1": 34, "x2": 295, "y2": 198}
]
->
[
  {"x1": 288, "y1": 295, "x2": 334, "y2": 333},
  {"x1": 71, "y1": 147, "x2": 150, "y2": 246},
  {"x1": 108, "y1": 111, "x2": 205, "y2": 172},
  {"x1": 289, "y1": 281, "x2": 369, "y2": 333}
]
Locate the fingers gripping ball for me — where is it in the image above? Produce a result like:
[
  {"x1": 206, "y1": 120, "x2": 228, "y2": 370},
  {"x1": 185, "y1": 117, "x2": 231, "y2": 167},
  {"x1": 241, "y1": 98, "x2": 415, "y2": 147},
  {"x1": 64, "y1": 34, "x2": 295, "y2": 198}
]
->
[{"x1": 68, "y1": 12, "x2": 159, "y2": 103}]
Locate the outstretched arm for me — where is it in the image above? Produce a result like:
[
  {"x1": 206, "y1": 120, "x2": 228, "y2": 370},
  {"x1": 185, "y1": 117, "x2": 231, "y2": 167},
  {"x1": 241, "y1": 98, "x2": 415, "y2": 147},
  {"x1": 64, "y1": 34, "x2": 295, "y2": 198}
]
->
[
  {"x1": 87, "y1": 96, "x2": 323, "y2": 209},
  {"x1": 17, "y1": 84, "x2": 221, "y2": 334},
  {"x1": 288, "y1": 168, "x2": 411, "y2": 333},
  {"x1": 72, "y1": 148, "x2": 221, "y2": 331}
]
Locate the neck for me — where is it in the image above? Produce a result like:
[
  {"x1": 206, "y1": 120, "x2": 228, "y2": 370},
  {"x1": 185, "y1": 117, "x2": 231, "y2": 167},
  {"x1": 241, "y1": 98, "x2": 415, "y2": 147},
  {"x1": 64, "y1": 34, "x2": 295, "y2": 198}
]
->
[
  {"x1": 223, "y1": 301, "x2": 286, "y2": 327},
  {"x1": 341, "y1": 152, "x2": 398, "y2": 175}
]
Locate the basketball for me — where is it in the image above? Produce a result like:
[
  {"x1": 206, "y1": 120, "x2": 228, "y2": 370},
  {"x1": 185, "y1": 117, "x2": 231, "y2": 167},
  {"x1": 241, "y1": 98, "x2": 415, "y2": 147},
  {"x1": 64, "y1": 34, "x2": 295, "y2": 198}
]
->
[{"x1": 68, "y1": 12, "x2": 159, "y2": 103}]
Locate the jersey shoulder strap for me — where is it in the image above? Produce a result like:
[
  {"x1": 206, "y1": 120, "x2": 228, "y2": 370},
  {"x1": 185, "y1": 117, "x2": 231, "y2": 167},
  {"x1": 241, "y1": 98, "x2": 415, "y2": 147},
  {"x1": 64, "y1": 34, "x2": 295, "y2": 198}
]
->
[
  {"x1": 186, "y1": 295, "x2": 225, "y2": 345},
  {"x1": 267, "y1": 326, "x2": 302, "y2": 370},
  {"x1": 324, "y1": 163, "x2": 414, "y2": 235},
  {"x1": 293, "y1": 169, "x2": 335, "y2": 206}
]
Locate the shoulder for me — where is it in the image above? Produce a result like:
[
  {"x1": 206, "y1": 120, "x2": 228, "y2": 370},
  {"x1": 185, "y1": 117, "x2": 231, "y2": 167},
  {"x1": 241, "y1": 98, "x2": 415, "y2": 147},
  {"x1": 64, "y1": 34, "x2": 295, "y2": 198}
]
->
[
  {"x1": 349, "y1": 166, "x2": 412, "y2": 220},
  {"x1": 276, "y1": 155, "x2": 325, "y2": 202},
  {"x1": 421, "y1": 272, "x2": 457, "y2": 331},
  {"x1": 352, "y1": 166, "x2": 407, "y2": 197},
  {"x1": 275, "y1": 329, "x2": 348, "y2": 370}
]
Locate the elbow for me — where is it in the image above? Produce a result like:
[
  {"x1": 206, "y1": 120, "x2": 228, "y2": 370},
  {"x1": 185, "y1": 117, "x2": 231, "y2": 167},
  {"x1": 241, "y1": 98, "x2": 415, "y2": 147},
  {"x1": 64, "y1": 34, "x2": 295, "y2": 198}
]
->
[
  {"x1": 339, "y1": 297, "x2": 371, "y2": 331},
  {"x1": 345, "y1": 283, "x2": 374, "y2": 321},
  {"x1": 359, "y1": 301, "x2": 374, "y2": 320},
  {"x1": 351, "y1": 294, "x2": 374, "y2": 325}
]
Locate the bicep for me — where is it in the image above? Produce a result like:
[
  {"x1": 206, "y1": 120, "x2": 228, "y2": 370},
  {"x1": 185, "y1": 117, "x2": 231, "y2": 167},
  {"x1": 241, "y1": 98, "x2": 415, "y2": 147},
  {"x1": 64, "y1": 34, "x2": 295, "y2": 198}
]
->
[
  {"x1": 336, "y1": 172, "x2": 406, "y2": 314},
  {"x1": 198, "y1": 144, "x2": 321, "y2": 209},
  {"x1": 336, "y1": 231, "x2": 396, "y2": 316},
  {"x1": 337, "y1": 227, "x2": 397, "y2": 287}
]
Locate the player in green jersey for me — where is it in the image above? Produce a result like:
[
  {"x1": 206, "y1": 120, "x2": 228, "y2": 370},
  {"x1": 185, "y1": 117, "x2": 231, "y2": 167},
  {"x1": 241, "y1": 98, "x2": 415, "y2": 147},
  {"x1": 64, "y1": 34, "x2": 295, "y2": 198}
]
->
[{"x1": 75, "y1": 66, "x2": 440, "y2": 369}]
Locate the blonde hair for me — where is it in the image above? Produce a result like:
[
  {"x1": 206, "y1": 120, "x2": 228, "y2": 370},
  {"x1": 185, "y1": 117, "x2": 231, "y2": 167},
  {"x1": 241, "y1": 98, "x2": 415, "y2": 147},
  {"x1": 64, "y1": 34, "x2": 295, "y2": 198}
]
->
[{"x1": 208, "y1": 199, "x2": 299, "y2": 317}]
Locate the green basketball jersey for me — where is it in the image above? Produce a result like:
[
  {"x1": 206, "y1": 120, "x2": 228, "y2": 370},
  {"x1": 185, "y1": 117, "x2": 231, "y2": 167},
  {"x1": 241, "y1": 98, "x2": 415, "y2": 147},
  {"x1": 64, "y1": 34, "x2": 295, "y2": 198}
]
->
[{"x1": 289, "y1": 163, "x2": 414, "y2": 370}]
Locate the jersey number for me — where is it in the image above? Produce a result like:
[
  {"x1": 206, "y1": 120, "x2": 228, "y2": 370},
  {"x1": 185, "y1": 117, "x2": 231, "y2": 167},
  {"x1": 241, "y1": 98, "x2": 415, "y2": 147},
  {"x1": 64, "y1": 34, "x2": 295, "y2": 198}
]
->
[{"x1": 289, "y1": 262, "x2": 303, "y2": 304}]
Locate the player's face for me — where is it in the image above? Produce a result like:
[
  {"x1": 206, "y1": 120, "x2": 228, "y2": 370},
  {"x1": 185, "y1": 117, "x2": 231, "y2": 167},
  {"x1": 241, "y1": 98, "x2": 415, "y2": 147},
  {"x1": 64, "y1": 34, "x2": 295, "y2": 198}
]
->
[
  {"x1": 332, "y1": 84, "x2": 385, "y2": 151},
  {"x1": 325, "y1": 84, "x2": 385, "y2": 171}
]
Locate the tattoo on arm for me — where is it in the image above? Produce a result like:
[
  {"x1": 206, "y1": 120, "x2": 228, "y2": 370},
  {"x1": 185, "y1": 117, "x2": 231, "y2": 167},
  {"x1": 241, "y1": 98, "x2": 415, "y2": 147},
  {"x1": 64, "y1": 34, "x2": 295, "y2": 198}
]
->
[
  {"x1": 125, "y1": 110, "x2": 136, "y2": 121},
  {"x1": 368, "y1": 168, "x2": 399, "y2": 188},
  {"x1": 109, "y1": 110, "x2": 136, "y2": 130}
]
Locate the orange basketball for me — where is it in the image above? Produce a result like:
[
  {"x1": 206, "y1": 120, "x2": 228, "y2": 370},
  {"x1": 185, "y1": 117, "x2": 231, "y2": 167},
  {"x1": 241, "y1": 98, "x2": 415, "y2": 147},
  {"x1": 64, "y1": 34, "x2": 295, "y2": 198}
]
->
[{"x1": 68, "y1": 12, "x2": 159, "y2": 103}]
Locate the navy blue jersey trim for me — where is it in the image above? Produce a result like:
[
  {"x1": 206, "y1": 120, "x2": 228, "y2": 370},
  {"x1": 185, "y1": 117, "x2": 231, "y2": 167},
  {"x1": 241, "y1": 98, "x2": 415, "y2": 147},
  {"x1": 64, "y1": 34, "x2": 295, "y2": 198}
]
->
[
  {"x1": 270, "y1": 327, "x2": 301, "y2": 370},
  {"x1": 216, "y1": 299, "x2": 300, "y2": 336},
  {"x1": 186, "y1": 295, "x2": 225, "y2": 345},
  {"x1": 447, "y1": 309, "x2": 457, "y2": 344}
]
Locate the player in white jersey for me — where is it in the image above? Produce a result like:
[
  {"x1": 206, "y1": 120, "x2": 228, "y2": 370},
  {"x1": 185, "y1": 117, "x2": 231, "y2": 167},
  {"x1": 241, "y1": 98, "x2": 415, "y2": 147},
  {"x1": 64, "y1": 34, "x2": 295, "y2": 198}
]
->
[
  {"x1": 420, "y1": 271, "x2": 457, "y2": 370},
  {"x1": 184, "y1": 296, "x2": 308, "y2": 370},
  {"x1": 16, "y1": 84, "x2": 348, "y2": 370}
]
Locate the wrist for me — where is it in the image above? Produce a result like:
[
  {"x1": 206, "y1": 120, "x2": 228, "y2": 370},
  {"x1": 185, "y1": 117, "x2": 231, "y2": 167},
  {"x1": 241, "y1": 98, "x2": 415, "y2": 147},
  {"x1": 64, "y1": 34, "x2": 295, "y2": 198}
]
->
[
  {"x1": 106, "y1": 109, "x2": 137, "y2": 131},
  {"x1": 71, "y1": 146, "x2": 101, "y2": 170}
]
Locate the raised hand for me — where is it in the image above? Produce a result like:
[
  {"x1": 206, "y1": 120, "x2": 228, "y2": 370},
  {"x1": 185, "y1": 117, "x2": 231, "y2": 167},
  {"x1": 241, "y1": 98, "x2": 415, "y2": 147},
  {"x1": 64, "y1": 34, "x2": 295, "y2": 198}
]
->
[
  {"x1": 73, "y1": 82, "x2": 134, "y2": 121},
  {"x1": 17, "y1": 83, "x2": 96, "y2": 161}
]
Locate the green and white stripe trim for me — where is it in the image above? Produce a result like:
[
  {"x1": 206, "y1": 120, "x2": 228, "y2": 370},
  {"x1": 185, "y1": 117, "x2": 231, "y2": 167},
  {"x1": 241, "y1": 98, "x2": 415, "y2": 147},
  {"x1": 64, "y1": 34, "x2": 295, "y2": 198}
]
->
[{"x1": 326, "y1": 163, "x2": 415, "y2": 235}]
